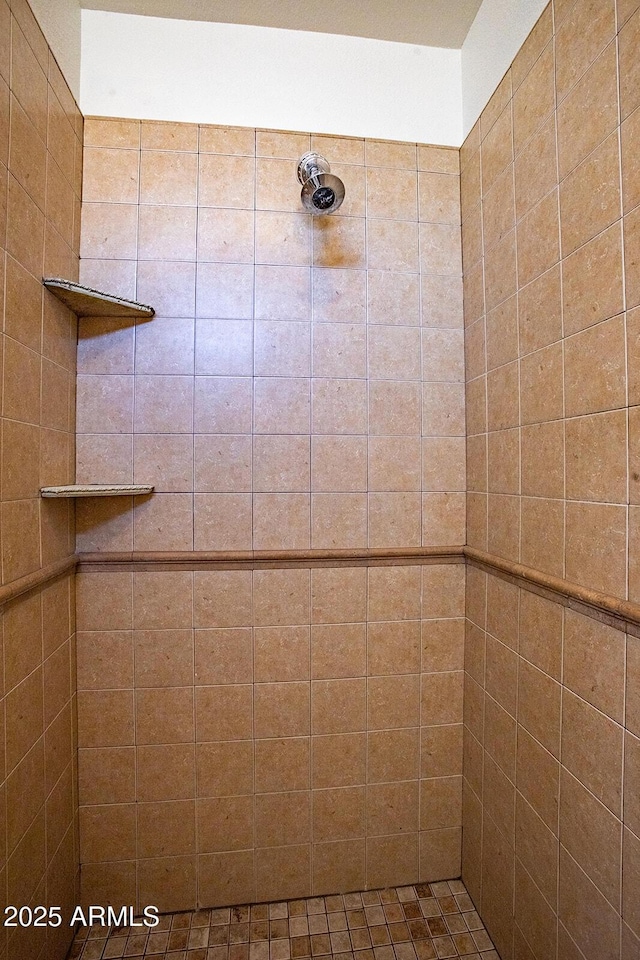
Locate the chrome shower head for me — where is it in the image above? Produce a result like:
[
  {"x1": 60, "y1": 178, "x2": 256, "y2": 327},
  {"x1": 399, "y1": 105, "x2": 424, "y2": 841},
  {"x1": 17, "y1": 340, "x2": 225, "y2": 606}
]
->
[{"x1": 297, "y1": 152, "x2": 345, "y2": 215}]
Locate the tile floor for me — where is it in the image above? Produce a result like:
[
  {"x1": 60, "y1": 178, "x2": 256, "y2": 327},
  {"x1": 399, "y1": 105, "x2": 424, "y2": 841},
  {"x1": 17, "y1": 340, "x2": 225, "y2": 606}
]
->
[{"x1": 67, "y1": 880, "x2": 499, "y2": 960}]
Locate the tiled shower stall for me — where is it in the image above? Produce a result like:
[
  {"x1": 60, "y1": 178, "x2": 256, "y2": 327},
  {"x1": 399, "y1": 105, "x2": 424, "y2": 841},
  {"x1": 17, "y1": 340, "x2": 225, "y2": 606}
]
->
[
  {"x1": 74, "y1": 117, "x2": 467, "y2": 908},
  {"x1": 0, "y1": 0, "x2": 640, "y2": 958}
]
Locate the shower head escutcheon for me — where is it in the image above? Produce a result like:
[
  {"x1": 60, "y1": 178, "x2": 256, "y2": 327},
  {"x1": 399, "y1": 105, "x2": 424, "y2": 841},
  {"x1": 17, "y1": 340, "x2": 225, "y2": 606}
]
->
[{"x1": 297, "y1": 152, "x2": 345, "y2": 215}]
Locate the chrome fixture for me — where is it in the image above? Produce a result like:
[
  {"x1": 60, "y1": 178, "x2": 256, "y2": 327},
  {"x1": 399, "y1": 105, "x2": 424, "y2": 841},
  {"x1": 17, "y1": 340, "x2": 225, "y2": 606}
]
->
[{"x1": 297, "y1": 152, "x2": 345, "y2": 215}]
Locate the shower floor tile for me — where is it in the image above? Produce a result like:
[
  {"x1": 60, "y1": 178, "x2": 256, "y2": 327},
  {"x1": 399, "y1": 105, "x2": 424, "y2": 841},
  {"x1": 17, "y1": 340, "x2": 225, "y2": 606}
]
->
[{"x1": 67, "y1": 880, "x2": 499, "y2": 960}]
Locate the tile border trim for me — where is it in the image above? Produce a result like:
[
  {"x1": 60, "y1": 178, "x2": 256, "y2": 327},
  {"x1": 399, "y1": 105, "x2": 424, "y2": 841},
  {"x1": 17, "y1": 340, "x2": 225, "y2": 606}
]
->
[
  {"x1": 0, "y1": 555, "x2": 78, "y2": 607},
  {"x1": 75, "y1": 546, "x2": 465, "y2": 572},
  {"x1": 11, "y1": 547, "x2": 638, "y2": 638},
  {"x1": 465, "y1": 546, "x2": 640, "y2": 635}
]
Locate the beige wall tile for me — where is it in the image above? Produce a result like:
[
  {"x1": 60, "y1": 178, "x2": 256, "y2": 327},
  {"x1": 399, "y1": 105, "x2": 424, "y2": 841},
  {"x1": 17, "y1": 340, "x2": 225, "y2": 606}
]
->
[
  {"x1": 565, "y1": 314, "x2": 626, "y2": 418},
  {"x1": 556, "y1": 42, "x2": 619, "y2": 179},
  {"x1": 79, "y1": 804, "x2": 136, "y2": 863},
  {"x1": 560, "y1": 132, "x2": 621, "y2": 257},
  {"x1": 317, "y1": 215, "x2": 365, "y2": 269},
  {"x1": 366, "y1": 833, "x2": 419, "y2": 889},
  {"x1": 312, "y1": 267, "x2": 365, "y2": 323},
  {"x1": 518, "y1": 659, "x2": 561, "y2": 758},
  {"x1": 521, "y1": 497, "x2": 564, "y2": 576},
  {"x1": 555, "y1": 0, "x2": 616, "y2": 103},
  {"x1": 253, "y1": 569, "x2": 309, "y2": 626},
  {"x1": 513, "y1": 42, "x2": 555, "y2": 153},
  {"x1": 420, "y1": 672, "x2": 463, "y2": 726},
  {"x1": 518, "y1": 590, "x2": 562, "y2": 680},
  {"x1": 141, "y1": 120, "x2": 198, "y2": 151},
  {"x1": 197, "y1": 740, "x2": 253, "y2": 797},
  {"x1": 481, "y1": 104, "x2": 514, "y2": 194},
  {"x1": 76, "y1": 631, "x2": 132, "y2": 691},
  {"x1": 198, "y1": 124, "x2": 254, "y2": 155},
  {"x1": 565, "y1": 501, "x2": 627, "y2": 597},
  {"x1": 517, "y1": 189, "x2": 560, "y2": 291},
  {"x1": 370, "y1": 491, "x2": 421, "y2": 547},
  {"x1": 76, "y1": 690, "x2": 134, "y2": 749},
  {"x1": 514, "y1": 860, "x2": 557, "y2": 960},
  {"x1": 255, "y1": 682, "x2": 310, "y2": 739},
  {"x1": 138, "y1": 800, "x2": 196, "y2": 859},
  {"x1": 253, "y1": 493, "x2": 310, "y2": 550},
  {"x1": 565, "y1": 410, "x2": 627, "y2": 503},
  {"x1": 515, "y1": 792, "x2": 557, "y2": 908},
  {"x1": 194, "y1": 376, "x2": 252, "y2": 435},
  {"x1": 255, "y1": 626, "x2": 310, "y2": 683},
  {"x1": 78, "y1": 746, "x2": 135, "y2": 806},
  {"x1": 255, "y1": 844, "x2": 311, "y2": 902},
  {"x1": 310, "y1": 567, "x2": 366, "y2": 625},
  {"x1": 138, "y1": 855, "x2": 197, "y2": 913},
  {"x1": 367, "y1": 620, "x2": 421, "y2": 677},
  {"x1": 311, "y1": 623, "x2": 366, "y2": 680},
  {"x1": 254, "y1": 738, "x2": 308, "y2": 793},
  {"x1": 194, "y1": 628, "x2": 252, "y2": 686},
  {"x1": 136, "y1": 743, "x2": 195, "y2": 802},
  {"x1": 562, "y1": 689, "x2": 623, "y2": 817},
  {"x1": 624, "y1": 731, "x2": 640, "y2": 837},
  {"x1": 516, "y1": 726, "x2": 559, "y2": 831},
  {"x1": 520, "y1": 420, "x2": 564, "y2": 500},
  {"x1": 135, "y1": 687, "x2": 194, "y2": 744},
  {"x1": 369, "y1": 380, "x2": 422, "y2": 436},
  {"x1": 623, "y1": 827, "x2": 640, "y2": 940},
  {"x1": 628, "y1": 634, "x2": 640, "y2": 739},
  {"x1": 196, "y1": 685, "x2": 252, "y2": 742},
  {"x1": 563, "y1": 609, "x2": 625, "y2": 722},
  {"x1": 419, "y1": 220, "x2": 462, "y2": 277},
  {"x1": 312, "y1": 679, "x2": 366, "y2": 735},
  {"x1": 368, "y1": 566, "x2": 421, "y2": 622},
  {"x1": 368, "y1": 166, "x2": 418, "y2": 220},
  {"x1": 312, "y1": 786, "x2": 364, "y2": 842},
  {"x1": 369, "y1": 728, "x2": 419, "y2": 784},
  {"x1": 518, "y1": 265, "x2": 562, "y2": 358},
  {"x1": 559, "y1": 847, "x2": 621, "y2": 960},
  {"x1": 367, "y1": 780, "x2": 419, "y2": 836},
  {"x1": 310, "y1": 436, "x2": 367, "y2": 494},
  {"x1": 560, "y1": 767, "x2": 621, "y2": 907},
  {"x1": 199, "y1": 849, "x2": 255, "y2": 908},
  {"x1": 312, "y1": 733, "x2": 366, "y2": 789},
  {"x1": 485, "y1": 298, "x2": 518, "y2": 373},
  {"x1": 85, "y1": 117, "x2": 140, "y2": 149},
  {"x1": 256, "y1": 791, "x2": 311, "y2": 847},
  {"x1": 312, "y1": 838, "x2": 365, "y2": 895},
  {"x1": 139, "y1": 149, "x2": 196, "y2": 205},
  {"x1": 563, "y1": 223, "x2": 624, "y2": 336},
  {"x1": 138, "y1": 260, "x2": 196, "y2": 317},
  {"x1": 514, "y1": 116, "x2": 558, "y2": 221},
  {"x1": 625, "y1": 207, "x2": 640, "y2": 310},
  {"x1": 197, "y1": 206, "x2": 254, "y2": 262},
  {"x1": 84, "y1": 146, "x2": 139, "y2": 203},
  {"x1": 422, "y1": 724, "x2": 463, "y2": 781},
  {"x1": 419, "y1": 171, "x2": 460, "y2": 224},
  {"x1": 198, "y1": 153, "x2": 254, "y2": 208}
]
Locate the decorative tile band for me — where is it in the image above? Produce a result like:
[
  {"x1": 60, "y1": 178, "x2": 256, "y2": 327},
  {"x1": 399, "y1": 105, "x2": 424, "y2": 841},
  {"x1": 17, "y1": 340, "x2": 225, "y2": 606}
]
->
[
  {"x1": 0, "y1": 555, "x2": 77, "y2": 607},
  {"x1": 75, "y1": 546, "x2": 465, "y2": 572},
  {"x1": 9, "y1": 548, "x2": 639, "y2": 639},
  {"x1": 465, "y1": 546, "x2": 640, "y2": 635}
]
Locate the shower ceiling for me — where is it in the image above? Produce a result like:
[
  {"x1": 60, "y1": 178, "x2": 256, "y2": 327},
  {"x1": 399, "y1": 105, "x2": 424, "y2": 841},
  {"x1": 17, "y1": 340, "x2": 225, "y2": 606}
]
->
[{"x1": 79, "y1": 0, "x2": 484, "y2": 48}]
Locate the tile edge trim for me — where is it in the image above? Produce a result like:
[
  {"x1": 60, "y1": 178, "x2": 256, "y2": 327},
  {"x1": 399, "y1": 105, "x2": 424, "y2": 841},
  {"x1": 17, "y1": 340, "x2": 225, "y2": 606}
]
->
[{"x1": 465, "y1": 546, "x2": 640, "y2": 635}]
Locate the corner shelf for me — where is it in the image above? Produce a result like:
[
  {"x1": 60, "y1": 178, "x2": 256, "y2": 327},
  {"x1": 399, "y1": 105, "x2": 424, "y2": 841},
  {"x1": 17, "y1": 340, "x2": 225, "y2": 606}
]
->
[
  {"x1": 41, "y1": 280, "x2": 156, "y2": 503},
  {"x1": 41, "y1": 485, "x2": 154, "y2": 498},
  {"x1": 43, "y1": 278, "x2": 155, "y2": 319}
]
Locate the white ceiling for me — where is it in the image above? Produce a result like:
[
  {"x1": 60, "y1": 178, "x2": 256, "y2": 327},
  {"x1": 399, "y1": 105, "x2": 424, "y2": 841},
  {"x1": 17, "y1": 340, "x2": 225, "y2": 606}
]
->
[{"x1": 79, "y1": 0, "x2": 485, "y2": 48}]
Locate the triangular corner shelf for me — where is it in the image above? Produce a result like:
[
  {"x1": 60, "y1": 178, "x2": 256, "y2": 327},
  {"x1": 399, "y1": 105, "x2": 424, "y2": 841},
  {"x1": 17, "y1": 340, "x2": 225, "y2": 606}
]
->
[
  {"x1": 43, "y1": 278, "x2": 155, "y2": 319},
  {"x1": 40, "y1": 484, "x2": 155, "y2": 498}
]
